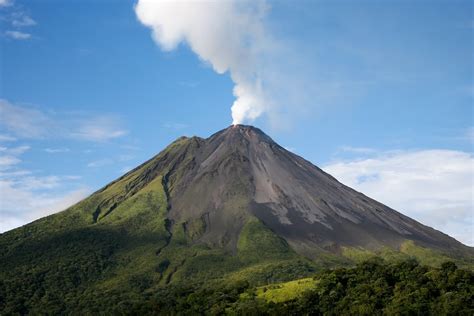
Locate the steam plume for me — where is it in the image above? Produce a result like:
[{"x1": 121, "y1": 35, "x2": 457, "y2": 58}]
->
[{"x1": 135, "y1": 0, "x2": 270, "y2": 124}]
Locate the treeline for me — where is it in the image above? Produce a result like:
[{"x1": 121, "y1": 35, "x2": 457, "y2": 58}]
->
[
  {"x1": 231, "y1": 259, "x2": 474, "y2": 315},
  {"x1": 134, "y1": 258, "x2": 473, "y2": 315},
  {"x1": 1, "y1": 258, "x2": 473, "y2": 315}
]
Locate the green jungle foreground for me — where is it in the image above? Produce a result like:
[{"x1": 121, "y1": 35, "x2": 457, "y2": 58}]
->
[{"x1": 1, "y1": 257, "x2": 473, "y2": 315}]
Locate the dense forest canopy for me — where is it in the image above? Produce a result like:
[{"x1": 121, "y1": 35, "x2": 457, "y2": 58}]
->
[{"x1": 1, "y1": 258, "x2": 472, "y2": 315}]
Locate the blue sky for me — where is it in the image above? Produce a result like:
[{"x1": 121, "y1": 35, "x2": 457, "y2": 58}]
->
[{"x1": 0, "y1": 0, "x2": 472, "y2": 244}]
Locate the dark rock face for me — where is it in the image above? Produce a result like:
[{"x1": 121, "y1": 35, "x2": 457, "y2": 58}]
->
[{"x1": 131, "y1": 124, "x2": 467, "y2": 256}]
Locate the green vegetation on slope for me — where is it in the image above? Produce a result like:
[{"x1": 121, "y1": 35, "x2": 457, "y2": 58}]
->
[
  {"x1": 237, "y1": 217, "x2": 294, "y2": 263},
  {"x1": 342, "y1": 240, "x2": 473, "y2": 269},
  {"x1": 251, "y1": 277, "x2": 317, "y2": 303},
  {"x1": 0, "y1": 172, "x2": 171, "y2": 314},
  {"x1": 41, "y1": 258, "x2": 468, "y2": 316}
]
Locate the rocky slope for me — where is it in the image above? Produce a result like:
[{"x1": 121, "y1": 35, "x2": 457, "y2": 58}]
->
[{"x1": 150, "y1": 124, "x2": 467, "y2": 256}]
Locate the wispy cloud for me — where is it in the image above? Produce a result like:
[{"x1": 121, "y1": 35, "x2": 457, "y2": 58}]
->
[
  {"x1": 4, "y1": 30, "x2": 31, "y2": 40},
  {"x1": 162, "y1": 122, "x2": 188, "y2": 130},
  {"x1": 0, "y1": 0, "x2": 11, "y2": 7},
  {"x1": 1, "y1": 145, "x2": 30, "y2": 155},
  {"x1": 0, "y1": 184, "x2": 89, "y2": 233},
  {"x1": 71, "y1": 116, "x2": 128, "y2": 142},
  {"x1": 0, "y1": 144, "x2": 89, "y2": 233},
  {"x1": 87, "y1": 158, "x2": 114, "y2": 168},
  {"x1": 0, "y1": 100, "x2": 53, "y2": 138},
  {"x1": 15, "y1": 175, "x2": 61, "y2": 190},
  {"x1": 323, "y1": 149, "x2": 474, "y2": 246},
  {"x1": 0, "y1": 100, "x2": 128, "y2": 142},
  {"x1": 0, "y1": 145, "x2": 30, "y2": 169},
  {"x1": 0, "y1": 155, "x2": 21, "y2": 169},
  {"x1": 466, "y1": 127, "x2": 474, "y2": 143},
  {"x1": 339, "y1": 146, "x2": 377, "y2": 154},
  {"x1": 118, "y1": 154, "x2": 134, "y2": 162},
  {"x1": 87, "y1": 154, "x2": 135, "y2": 169},
  {"x1": 63, "y1": 175, "x2": 81, "y2": 180},
  {"x1": 44, "y1": 147, "x2": 70, "y2": 154},
  {"x1": 2, "y1": 3, "x2": 36, "y2": 40},
  {"x1": 0, "y1": 134, "x2": 17, "y2": 142},
  {"x1": 11, "y1": 13, "x2": 36, "y2": 27}
]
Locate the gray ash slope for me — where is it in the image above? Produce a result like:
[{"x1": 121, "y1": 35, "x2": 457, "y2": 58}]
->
[{"x1": 144, "y1": 124, "x2": 470, "y2": 257}]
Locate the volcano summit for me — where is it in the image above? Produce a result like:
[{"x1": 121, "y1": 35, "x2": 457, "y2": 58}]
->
[{"x1": 1, "y1": 125, "x2": 472, "y2": 313}]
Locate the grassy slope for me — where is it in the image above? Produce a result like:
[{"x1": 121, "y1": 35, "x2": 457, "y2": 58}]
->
[
  {"x1": 252, "y1": 277, "x2": 317, "y2": 303},
  {"x1": 0, "y1": 167, "x2": 170, "y2": 312},
  {"x1": 237, "y1": 217, "x2": 294, "y2": 263},
  {"x1": 341, "y1": 240, "x2": 474, "y2": 270}
]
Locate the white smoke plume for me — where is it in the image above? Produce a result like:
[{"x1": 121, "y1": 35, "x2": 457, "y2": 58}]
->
[{"x1": 135, "y1": 0, "x2": 272, "y2": 125}]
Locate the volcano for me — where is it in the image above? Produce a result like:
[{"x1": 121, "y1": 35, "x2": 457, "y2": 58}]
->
[
  {"x1": 137, "y1": 124, "x2": 466, "y2": 254},
  {"x1": 1, "y1": 125, "x2": 472, "y2": 313}
]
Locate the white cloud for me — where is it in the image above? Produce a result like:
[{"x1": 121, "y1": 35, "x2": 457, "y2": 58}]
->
[
  {"x1": 0, "y1": 155, "x2": 20, "y2": 169},
  {"x1": 11, "y1": 14, "x2": 36, "y2": 27},
  {"x1": 1, "y1": 6, "x2": 37, "y2": 41},
  {"x1": 5, "y1": 30, "x2": 31, "y2": 40},
  {"x1": 323, "y1": 149, "x2": 474, "y2": 246},
  {"x1": 135, "y1": 0, "x2": 272, "y2": 125},
  {"x1": 0, "y1": 0, "x2": 11, "y2": 7},
  {"x1": 135, "y1": 1, "x2": 361, "y2": 128},
  {"x1": 0, "y1": 145, "x2": 29, "y2": 169},
  {"x1": 0, "y1": 185, "x2": 90, "y2": 233},
  {"x1": 0, "y1": 100, "x2": 128, "y2": 142},
  {"x1": 0, "y1": 144, "x2": 90, "y2": 233}
]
